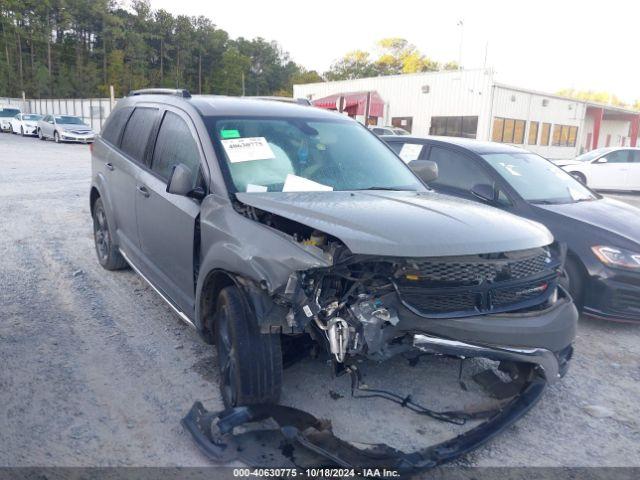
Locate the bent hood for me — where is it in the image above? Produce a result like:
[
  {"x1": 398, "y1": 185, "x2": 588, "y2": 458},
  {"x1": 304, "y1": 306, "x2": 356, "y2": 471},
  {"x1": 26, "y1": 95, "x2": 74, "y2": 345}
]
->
[
  {"x1": 236, "y1": 191, "x2": 553, "y2": 257},
  {"x1": 537, "y1": 198, "x2": 640, "y2": 245}
]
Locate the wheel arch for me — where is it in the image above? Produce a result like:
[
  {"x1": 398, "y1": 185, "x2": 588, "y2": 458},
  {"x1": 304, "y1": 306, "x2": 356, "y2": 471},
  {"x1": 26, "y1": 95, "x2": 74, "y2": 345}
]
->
[{"x1": 197, "y1": 269, "x2": 239, "y2": 344}]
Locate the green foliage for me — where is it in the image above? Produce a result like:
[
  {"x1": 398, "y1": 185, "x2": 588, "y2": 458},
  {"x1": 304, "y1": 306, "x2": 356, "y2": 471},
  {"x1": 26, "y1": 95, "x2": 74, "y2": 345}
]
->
[
  {"x1": 557, "y1": 88, "x2": 628, "y2": 108},
  {"x1": 325, "y1": 38, "x2": 459, "y2": 80},
  {"x1": 0, "y1": 0, "x2": 314, "y2": 98}
]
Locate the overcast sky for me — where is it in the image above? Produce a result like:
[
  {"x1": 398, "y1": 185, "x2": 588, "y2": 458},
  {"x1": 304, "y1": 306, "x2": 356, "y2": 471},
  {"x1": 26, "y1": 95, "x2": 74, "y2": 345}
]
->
[{"x1": 150, "y1": 0, "x2": 640, "y2": 102}]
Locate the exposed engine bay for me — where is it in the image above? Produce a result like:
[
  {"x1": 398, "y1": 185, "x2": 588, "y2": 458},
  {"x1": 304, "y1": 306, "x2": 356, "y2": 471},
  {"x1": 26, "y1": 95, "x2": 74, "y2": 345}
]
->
[{"x1": 243, "y1": 204, "x2": 566, "y2": 369}]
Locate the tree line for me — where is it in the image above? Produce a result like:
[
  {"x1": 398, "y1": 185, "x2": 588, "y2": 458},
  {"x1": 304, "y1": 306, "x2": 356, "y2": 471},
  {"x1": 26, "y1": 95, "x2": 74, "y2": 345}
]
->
[
  {"x1": 0, "y1": 0, "x2": 324, "y2": 98},
  {"x1": 0, "y1": 0, "x2": 466, "y2": 100}
]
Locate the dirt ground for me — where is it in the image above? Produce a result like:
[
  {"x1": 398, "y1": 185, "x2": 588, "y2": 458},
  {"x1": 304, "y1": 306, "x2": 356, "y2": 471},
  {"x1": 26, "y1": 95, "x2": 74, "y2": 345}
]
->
[{"x1": 1, "y1": 132, "x2": 640, "y2": 469}]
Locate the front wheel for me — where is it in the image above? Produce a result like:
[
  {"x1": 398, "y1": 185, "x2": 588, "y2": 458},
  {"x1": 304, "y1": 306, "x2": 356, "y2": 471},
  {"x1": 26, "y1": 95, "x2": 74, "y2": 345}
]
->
[
  {"x1": 38, "y1": 129, "x2": 45, "y2": 141},
  {"x1": 570, "y1": 171, "x2": 586, "y2": 185},
  {"x1": 20, "y1": 126, "x2": 24, "y2": 137},
  {"x1": 214, "y1": 286, "x2": 282, "y2": 407},
  {"x1": 560, "y1": 256, "x2": 585, "y2": 312},
  {"x1": 54, "y1": 131, "x2": 60, "y2": 143}
]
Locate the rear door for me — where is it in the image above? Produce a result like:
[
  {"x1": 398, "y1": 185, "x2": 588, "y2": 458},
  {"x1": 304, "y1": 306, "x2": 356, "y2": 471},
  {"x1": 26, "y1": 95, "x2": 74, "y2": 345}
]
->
[
  {"x1": 589, "y1": 149, "x2": 631, "y2": 190},
  {"x1": 135, "y1": 108, "x2": 205, "y2": 316},
  {"x1": 628, "y1": 150, "x2": 640, "y2": 190},
  {"x1": 109, "y1": 106, "x2": 159, "y2": 262}
]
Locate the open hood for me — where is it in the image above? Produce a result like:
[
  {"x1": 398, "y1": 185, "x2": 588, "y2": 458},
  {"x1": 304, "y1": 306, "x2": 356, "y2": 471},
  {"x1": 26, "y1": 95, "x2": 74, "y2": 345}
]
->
[{"x1": 236, "y1": 190, "x2": 553, "y2": 257}]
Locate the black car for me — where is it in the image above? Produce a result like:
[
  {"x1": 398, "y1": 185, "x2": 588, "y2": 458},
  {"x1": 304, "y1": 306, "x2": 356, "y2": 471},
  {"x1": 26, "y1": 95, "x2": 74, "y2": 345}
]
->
[{"x1": 383, "y1": 135, "x2": 640, "y2": 322}]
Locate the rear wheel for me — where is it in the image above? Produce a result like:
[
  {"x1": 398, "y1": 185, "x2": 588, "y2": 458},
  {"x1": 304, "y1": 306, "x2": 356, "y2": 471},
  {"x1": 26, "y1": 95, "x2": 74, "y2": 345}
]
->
[
  {"x1": 92, "y1": 197, "x2": 128, "y2": 270},
  {"x1": 570, "y1": 171, "x2": 586, "y2": 185},
  {"x1": 214, "y1": 286, "x2": 282, "y2": 407}
]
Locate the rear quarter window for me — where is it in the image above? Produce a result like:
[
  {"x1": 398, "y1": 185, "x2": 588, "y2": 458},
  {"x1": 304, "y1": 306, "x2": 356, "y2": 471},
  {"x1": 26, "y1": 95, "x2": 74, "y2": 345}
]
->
[
  {"x1": 101, "y1": 107, "x2": 133, "y2": 146},
  {"x1": 120, "y1": 107, "x2": 158, "y2": 163}
]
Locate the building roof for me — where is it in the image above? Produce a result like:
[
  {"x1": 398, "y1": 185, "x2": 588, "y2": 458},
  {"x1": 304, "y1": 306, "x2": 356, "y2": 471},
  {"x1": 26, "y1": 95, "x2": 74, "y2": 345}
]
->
[{"x1": 382, "y1": 135, "x2": 530, "y2": 155}]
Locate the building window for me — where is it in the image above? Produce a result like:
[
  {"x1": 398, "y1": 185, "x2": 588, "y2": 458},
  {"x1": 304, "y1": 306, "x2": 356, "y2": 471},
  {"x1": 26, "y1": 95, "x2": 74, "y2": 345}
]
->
[
  {"x1": 392, "y1": 116, "x2": 413, "y2": 133},
  {"x1": 429, "y1": 116, "x2": 478, "y2": 138},
  {"x1": 552, "y1": 124, "x2": 579, "y2": 146},
  {"x1": 492, "y1": 117, "x2": 526, "y2": 143},
  {"x1": 492, "y1": 118, "x2": 504, "y2": 142},
  {"x1": 514, "y1": 120, "x2": 525, "y2": 144},
  {"x1": 540, "y1": 123, "x2": 551, "y2": 146},
  {"x1": 528, "y1": 121, "x2": 539, "y2": 145}
]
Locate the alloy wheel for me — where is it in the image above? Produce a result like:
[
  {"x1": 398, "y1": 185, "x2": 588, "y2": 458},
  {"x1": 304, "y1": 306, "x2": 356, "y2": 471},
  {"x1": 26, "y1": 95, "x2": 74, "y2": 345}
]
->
[
  {"x1": 217, "y1": 305, "x2": 237, "y2": 406},
  {"x1": 93, "y1": 206, "x2": 110, "y2": 263}
]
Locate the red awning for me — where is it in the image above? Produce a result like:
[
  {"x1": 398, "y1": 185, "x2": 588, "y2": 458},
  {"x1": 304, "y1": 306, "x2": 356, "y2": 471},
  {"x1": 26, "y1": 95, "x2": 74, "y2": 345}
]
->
[{"x1": 313, "y1": 91, "x2": 384, "y2": 117}]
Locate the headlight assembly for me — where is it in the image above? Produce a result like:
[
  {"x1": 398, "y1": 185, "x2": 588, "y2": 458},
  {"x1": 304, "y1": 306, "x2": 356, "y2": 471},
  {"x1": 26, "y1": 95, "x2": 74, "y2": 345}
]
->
[{"x1": 591, "y1": 245, "x2": 640, "y2": 270}]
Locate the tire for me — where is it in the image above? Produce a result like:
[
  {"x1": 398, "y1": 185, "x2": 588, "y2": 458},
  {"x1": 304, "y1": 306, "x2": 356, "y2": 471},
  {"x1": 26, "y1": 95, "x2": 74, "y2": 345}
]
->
[
  {"x1": 570, "y1": 171, "x2": 586, "y2": 185},
  {"x1": 560, "y1": 256, "x2": 585, "y2": 312},
  {"x1": 20, "y1": 127, "x2": 24, "y2": 137},
  {"x1": 92, "y1": 197, "x2": 128, "y2": 270},
  {"x1": 214, "y1": 286, "x2": 282, "y2": 407},
  {"x1": 54, "y1": 131, "x2": 60, "y2": 143},
  {"x1": 10, "y1": 124, "x2": 14, "y2": 134},
  {"x1": 38, "y1": 129, "x2": 45, "y2": 141}
]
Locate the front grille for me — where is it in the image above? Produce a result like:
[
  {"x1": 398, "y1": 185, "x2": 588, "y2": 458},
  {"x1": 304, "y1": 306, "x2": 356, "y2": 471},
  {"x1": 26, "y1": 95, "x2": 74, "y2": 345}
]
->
[{"x1": 396, "y1": 248, "x2": 557, "y2": 318}]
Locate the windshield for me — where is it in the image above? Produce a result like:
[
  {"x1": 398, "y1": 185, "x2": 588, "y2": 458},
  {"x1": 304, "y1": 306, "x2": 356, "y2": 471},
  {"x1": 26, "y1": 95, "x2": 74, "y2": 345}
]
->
[
  {"x1": 23, "y1": 114, "x2": 42, "y2": 121},
  {"x1": 0, "y1": 108, "x2": 20, "y2": 118},
  {"x1": 482, "y1": 152, "x2": 597, "y2": 204},
  {"x1": 55, "y1": 116, "x2": 85, "y2": 125},
  {"x1": 208, "y1": 117, "x2": 424, "y2": 193},
  {"x1": 574, "y1": 148, "x2": 613, "y2": 162}
]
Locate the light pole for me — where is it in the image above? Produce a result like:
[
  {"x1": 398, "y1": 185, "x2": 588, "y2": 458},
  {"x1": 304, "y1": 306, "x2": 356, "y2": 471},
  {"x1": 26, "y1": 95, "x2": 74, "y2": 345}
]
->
[{"x1": 457, "y1": 19, "x2": 464, "y2": 69}]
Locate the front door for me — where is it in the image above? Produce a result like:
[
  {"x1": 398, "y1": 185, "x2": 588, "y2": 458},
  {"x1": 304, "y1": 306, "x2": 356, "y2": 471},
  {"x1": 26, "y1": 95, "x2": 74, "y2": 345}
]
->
[
  {"x1": 590, "y1": 150, "x2": 631, "y2": 190},
  {"x1": 135, "y1": 109, "x2": 204, "y2": 316},
  {"x1": 628, "y1": 150, "x2": 640, "y2": 190}
]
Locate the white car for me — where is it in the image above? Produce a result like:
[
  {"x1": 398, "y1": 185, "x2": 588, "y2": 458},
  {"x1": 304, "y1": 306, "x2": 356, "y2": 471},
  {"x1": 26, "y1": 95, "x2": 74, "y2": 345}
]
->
[
  {"x1": 0, "y1": 107, "x2": 21, "y2": 132},
  {"x1": 555, "y1": 147, "x2": 640, "y2": 191},
  {"x1": 37, "y1": 114, "x2": 96, "y2": 143},
  {"x1": 9, "y1": 113, "x2": 43, "y2": 136}
]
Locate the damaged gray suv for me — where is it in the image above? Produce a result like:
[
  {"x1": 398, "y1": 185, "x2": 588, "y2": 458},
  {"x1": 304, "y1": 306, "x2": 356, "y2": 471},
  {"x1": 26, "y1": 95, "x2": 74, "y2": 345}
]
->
[{"x1": 91, "y1": 89, "x2": 578, "y2": 412}]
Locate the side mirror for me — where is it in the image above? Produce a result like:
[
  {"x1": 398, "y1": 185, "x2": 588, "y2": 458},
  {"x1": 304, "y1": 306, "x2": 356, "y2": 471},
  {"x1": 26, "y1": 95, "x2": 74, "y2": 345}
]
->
[
  {"x1": 409, "y1": 160, "x2": 438, "y2": 183},
  {"x1": 166, "y1": 163, "x2": 205, "y2": 200},
  {"x1": 596, "y1": 157, "x2": 608, "y2": 164},
  {"x1": 471, "y1": 183, "x2": 497, "y2": 203}
]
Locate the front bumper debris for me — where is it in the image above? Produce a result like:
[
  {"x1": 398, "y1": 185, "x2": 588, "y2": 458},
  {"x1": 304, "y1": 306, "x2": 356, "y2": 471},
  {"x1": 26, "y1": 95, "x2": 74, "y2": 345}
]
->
[{"x1": 183, "y1": 376, "x2": 546, "y2": 475}]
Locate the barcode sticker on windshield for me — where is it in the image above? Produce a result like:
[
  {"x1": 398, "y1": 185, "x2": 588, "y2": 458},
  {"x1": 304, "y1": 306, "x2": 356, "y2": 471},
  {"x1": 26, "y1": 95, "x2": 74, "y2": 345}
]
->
[{"x1": 221, "y1": 137, "x2": 275, "y2": 163}]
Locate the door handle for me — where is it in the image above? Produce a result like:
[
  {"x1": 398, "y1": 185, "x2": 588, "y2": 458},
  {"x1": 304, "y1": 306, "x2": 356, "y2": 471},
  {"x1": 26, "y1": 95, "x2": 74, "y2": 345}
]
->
[
  {"x1": 137, "y1": 185, "x2": 150, "y2": 198},
  {"x1": 105, "y1": 162, "x2": 114, "y2": 171}
]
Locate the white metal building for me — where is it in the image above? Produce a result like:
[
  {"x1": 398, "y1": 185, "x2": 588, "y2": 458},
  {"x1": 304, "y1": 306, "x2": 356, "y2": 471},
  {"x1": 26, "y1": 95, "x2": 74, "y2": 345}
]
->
[{"x1": 293, "y1": 69, "x2": 640, "y2": 160}]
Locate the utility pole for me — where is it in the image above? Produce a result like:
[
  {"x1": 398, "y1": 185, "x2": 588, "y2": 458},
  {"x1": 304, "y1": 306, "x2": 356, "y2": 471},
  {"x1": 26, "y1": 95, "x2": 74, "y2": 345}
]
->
[
  {"x1": 457, "y1": 19, "x2": 464, "y2": 69},
  {"x1": 241, "y1": 72, "x2": 245, "y2": 96}
]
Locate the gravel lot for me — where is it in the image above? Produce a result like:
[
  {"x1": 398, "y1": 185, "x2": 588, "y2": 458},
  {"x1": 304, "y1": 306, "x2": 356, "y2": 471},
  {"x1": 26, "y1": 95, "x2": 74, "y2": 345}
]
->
[{"x1": 1, "y1": 132, "x2": 640, "y2": 469}]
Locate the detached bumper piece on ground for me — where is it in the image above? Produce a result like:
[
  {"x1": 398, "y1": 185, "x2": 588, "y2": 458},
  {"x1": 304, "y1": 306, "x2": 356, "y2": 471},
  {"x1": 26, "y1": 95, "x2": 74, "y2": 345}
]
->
[{"x1": 183, "y1": 359, "x2": 553, "y2": 475}]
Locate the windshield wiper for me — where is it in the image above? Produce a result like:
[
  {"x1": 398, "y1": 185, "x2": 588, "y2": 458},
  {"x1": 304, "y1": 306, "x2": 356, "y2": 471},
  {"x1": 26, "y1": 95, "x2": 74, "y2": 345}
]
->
[{"x1": 354, "y1": 186, "x2": 417, "y2": 191}]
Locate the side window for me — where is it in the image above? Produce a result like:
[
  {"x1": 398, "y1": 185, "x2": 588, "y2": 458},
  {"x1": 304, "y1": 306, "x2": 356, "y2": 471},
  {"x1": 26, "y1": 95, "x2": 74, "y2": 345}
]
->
[
  {"x1": 389, "y1": 142, "x2": 424, "y2": 163},
  {"x1": 151, "y1": 111, "x2": 201, "y2": 187},
  {"x1": 101, "y1": 107, "x2": 133, "y2": 146},
  {"x1": 629, "y1": 151, "x2": 640, "y2": 163},
  {"x1": 603, "y1": 150, "x2": 629, "y2": 163},
  {"x1": 120, "y1": 107, "x2": 158, "y2": 163},
  {"x1": 428, "y1": 146, "x2": 495, "y2": 192}
]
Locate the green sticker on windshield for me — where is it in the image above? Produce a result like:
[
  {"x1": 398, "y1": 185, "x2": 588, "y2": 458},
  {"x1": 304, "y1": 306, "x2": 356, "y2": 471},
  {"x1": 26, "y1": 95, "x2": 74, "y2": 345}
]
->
[{"x1": 220, "y1": 129, "x2": 240, "y2": 139}]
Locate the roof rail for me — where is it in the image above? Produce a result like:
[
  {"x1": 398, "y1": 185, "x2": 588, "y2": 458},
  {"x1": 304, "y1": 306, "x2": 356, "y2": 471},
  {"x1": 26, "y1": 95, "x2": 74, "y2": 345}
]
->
[
  {"x1": 250, "y1": 96, "x2": 311, "y2": 106},
  {"x1": 128, "y1": 88, "x2": 192, "y2": 98}
]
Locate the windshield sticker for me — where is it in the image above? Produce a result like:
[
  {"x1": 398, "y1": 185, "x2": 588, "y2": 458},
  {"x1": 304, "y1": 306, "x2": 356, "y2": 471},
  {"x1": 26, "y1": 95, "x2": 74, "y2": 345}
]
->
[
  {"x1": 246, "y1": 184, "x2": 268, "y2": 193},
  {"x1": 220, "y1": 129, "x2": 240, "y2": 139},
  {"x1": 282, "y1": 174, "x2": 333, "y2": 192},
  {"x1": 222, "y1": 137, "x2": 275, "y2": 163},
  {"x1": 398, "y1": 143, "x2": 422, "y2": 163}
]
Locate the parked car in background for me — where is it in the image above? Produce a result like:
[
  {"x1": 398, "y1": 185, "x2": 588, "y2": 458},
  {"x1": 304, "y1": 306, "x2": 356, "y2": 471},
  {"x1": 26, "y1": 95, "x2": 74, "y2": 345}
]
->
[
  {"x1": 37, "y1": 114, "x2": 96, "y2": 143},
  {"x1": 384, "y1": 135, "x2": 640, "y2": 322},
  {"x1": 553, "y1": 147, "x2": 640, "y2": 191},
  {"x1": 0, "y1": 107, "x2": 21, "y2": 132},
  {"x1": 369, "y1": 125, "x2": 410, "y2": 136},
  {"x1": 9, "y1": 113, "x2": 43, "y2": 136}
]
